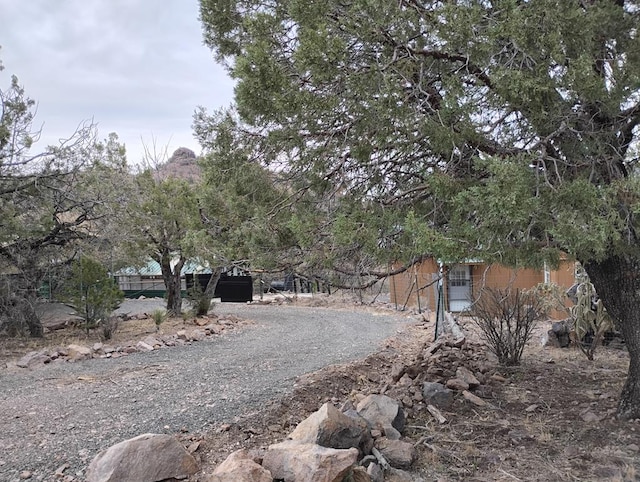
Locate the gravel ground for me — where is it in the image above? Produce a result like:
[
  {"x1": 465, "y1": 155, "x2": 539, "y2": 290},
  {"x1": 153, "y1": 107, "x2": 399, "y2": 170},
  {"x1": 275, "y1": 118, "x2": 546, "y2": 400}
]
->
[{"x1": 0, "y1": 302, "x2": 411, "y2": 481}]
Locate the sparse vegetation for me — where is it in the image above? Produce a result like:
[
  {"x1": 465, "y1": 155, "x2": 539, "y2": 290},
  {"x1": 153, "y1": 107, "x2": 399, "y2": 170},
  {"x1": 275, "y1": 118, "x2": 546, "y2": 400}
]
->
[
  {"x1": 470, "y1": 288, "x2": 545, "y2": 366},
  {"x1": 151, "y1": 309, "x2": 168, "y2": 332}
]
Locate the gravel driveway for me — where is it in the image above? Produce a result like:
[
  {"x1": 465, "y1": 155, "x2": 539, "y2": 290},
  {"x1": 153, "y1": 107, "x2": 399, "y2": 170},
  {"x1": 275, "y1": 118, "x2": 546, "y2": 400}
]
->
[{"x1": 0, "y1": 303, "x2": 411, "y2": 481}]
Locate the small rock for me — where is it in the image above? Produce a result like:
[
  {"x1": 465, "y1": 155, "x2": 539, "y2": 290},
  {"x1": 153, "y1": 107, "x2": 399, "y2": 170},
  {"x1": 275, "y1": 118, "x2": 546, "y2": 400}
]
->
[
  {"x1": 135, "y1": 341, "x2": 154, "y2": 352},
  {"x1": 525, "y1": 404, "x2": 539, "y2": 413},
  {"x1": 456, "y1": 367, "x2": 480, "y2": 388},
  {"x1": 289, "y1": 402, "x2": 373, "y2": 455},
  {"x1": 349, "y1": 466, "x2": 372, "y2": 482},
  {"x1": 262, "y1": 440, "x2": 358, "y2": 482},
  {"x1": 367, "y1": 462, "x2": 384, "y2": 482},
  {"x1": 92, "y1": 342, "x2": 104, "y2": 353},
  {"x1": 385, "y1": 467, "x2": 426, "y2": 482},
  {"x1": 462, "y1": 390, "x2": 487, "y2": 407},
  {"x1": 19, "y1": 470, "x2": 32, "y2": 479},
  {"x1": 445, "y1": 378, "x2": 469, "y2": 391},
  {"x1": 422, "y1": 382, "x2": 453, "y2": 410},
  {"x1": 67, "y1": 344, "x2": 92, "y2": 361},
  {"x1": 189, "y1": 330, "x2": 207, "y2": 342},
  {"x1": 209, "y1": 448, "x2": 272, "y2": 482},
  {"x1": 16, "y1": 351, "x2": 50, "y2": 369},
  {"x1": 374, "y1": 438, "x2": 416, "y2": 469},
  {"x1": 581, "y1": 411, "x2": 602, "y2": 423},
  {"x1": 490, "y1": 374, "x2": 507, "y2": 383},
  {"x1": 564, "y1": 446, "x2": 580, "y2": 457},
  {"x1": 356, "y1": 395, "x2": 406, "y2": 434}
]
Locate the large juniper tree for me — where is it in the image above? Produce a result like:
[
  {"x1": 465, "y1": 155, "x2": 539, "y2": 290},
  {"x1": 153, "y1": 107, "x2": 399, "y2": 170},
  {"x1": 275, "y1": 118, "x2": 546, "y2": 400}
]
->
[
  {"x1": 1, "y1": 65, "x2": 129, "y2": 336},
  {"x1": 199, "y1": 0, "x2": 640, "y2": 418}
]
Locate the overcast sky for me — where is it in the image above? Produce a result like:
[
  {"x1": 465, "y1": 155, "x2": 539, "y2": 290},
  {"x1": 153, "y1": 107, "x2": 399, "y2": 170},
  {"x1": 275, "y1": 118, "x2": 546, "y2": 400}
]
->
[{"x1": 0, "y1": 0, "x2": 235, "y2": 164}]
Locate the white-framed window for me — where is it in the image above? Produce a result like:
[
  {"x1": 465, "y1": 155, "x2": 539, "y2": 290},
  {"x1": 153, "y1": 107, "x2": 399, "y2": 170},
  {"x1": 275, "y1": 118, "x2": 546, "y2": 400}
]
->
[{"x1": 543, "y1": 262, "x2": 551, "y2": 284}]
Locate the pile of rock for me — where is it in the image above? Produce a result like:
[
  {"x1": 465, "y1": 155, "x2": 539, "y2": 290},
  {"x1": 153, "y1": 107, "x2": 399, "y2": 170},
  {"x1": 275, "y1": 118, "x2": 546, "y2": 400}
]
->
[
  {"x1": 86, "y1": 394, "x2": 420, "y2": 482},
  {"x1": 380, "y1": 334, "x2": 500, "y2": 419},
  {"x1": 9, "y1": 316, "x2": 248, "y2": 370}
]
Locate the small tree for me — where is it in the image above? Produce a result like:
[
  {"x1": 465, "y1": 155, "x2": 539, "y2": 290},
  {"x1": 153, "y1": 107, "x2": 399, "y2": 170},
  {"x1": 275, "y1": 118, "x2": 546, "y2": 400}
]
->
[
  {"x1": 61, "y1": 256, "x2": 123, "y2": 335},
  {"x1": 470, "y1": 288, "x2": 545, "y2": 366}
]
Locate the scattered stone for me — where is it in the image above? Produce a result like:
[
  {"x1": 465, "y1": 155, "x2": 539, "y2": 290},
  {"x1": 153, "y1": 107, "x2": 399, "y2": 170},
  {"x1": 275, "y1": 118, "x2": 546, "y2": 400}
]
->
[
  {"x1": 445, "y1": 378, "x2": 469, "y2": 391},
  {"x1": 456, "y1": 367, "x2": 480, "y2": 388},
  {"x1": 490, "y1": 374, "x2": 507, "y2": 383},
  {"x1": 141, "y1": 336, "x2": 162, "y2": 348},
  {"x1": 422, "y1": 382, "x2": 453, "y2": 410},
  {"x1": 462, "y1": 390, "x2": 488, "y2": 407},
  {"x1": 136, "y1": 341, "x2": 154, "y2": 352},
  {"x1": 176, "y1": 330, "x2": 188, "y2": 340},
  {"x1": 54, "y1": 463, "x2": 69, "y2": 476},
  {"x1": 85, "y1": 433, "x2": 199, "y2": 482},
  {"x1": 564, "y1": 446, "x2": 580, "y2": 458},
  {"x1": 289, "y1": 402, "x2": 373, "y2": 455},
  {"x1": 508, "y1": 429, "x2": 533, "y2": 444},
  {"x1": 385, "y1": 467, "x2": 426, "y2": 482},
  {"x1": 367, "y1": 462, "x2": 384, "y2": 482},
  {"x1": 581, "y1": 411, "x2": 602, "y2": 423},
  {"x1": 92, "y1": 343, "x2": 104, "y2": 353},
  {"x1": 67, "y1": 344, "x2": 92, "y2": 361},
  {"x1": 262, "y1": 440, "x2": 358, "y2": 482},
  {"x1": 208, "y1": 449, "x2": 272, "y2": 482},
  {"x1": 426, "y1": 404, "x2": 447, "y2": 424},
  {"x1": 187, "y1": 441, "x2": 201, "y2": 454},
  {"x1": 390, "y1": 362, "x2": 406, "y2": 382},
  {"x1": 16, "y1": 351, "x2": 50, "y2": 369},
  {"x1": 397, "y1": 373, "x2": 413, "y2": 386},
  {"x1": 19, "y1": 470, "x2": 32, "y2": 479},
  {"x1": 356, "y1": 395, "x2": 406, "y2": 434},
  {"x1": 189, "y1": 330, "x2": 207, "y2": 342},
  {"x1": 382, "y1": 425, "x2": 402, "y2": 441},
  {"x1": 424, "y1": 339, "x2": 444, "y2": 356},
  {"x1": 349, "y1": 466, "x2": 372, "y2": 482},
  {"x1": 373, "y1": 438, "x2": 416, "y2": 470}
]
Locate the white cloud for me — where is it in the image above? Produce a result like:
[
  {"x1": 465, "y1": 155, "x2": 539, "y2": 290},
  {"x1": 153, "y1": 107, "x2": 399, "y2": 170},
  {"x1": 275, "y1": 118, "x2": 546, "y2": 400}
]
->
[{"x1": 0, "y1": 0, "x2": 234, "y2": 164}]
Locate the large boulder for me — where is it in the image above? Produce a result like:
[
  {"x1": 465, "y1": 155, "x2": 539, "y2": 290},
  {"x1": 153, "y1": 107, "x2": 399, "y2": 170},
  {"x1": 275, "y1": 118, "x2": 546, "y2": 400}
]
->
[
  {"x1": 262, "y1": 440, "x2": 358, "y2": 482},
  {"x1": 207, "y1": 449, "x2": 272, "y2": 482},
  {"x1": 356, "y1": 395, "x2": 406, "y2": 434},
  {"x1": 289, "y1": 402, "x2": 373, "y2": 455},
  {"x1": 85, "y1": 433, "x2": 199, "y2": 482}
]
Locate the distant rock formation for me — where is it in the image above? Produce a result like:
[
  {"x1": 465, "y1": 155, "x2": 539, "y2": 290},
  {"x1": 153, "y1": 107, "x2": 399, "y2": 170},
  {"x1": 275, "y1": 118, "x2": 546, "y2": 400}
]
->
[{"x1": 154, "y1": 147, "x2": 201, "y2": 182}]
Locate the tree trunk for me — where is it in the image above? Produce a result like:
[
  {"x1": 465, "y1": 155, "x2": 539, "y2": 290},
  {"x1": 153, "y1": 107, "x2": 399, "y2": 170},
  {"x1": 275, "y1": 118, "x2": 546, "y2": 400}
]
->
[
  {"x1": 21, "y1": 295, "x2": 43, "y2": 338},
  {"x1": 160, "y1": 253, "x2": 185, "y2": 317},
  {"x1": 196, "y1": 267, "x2": 222, "y2": 316},
  {"x1": 583, "y1": 254, "x2": 640, "y2": 420}
]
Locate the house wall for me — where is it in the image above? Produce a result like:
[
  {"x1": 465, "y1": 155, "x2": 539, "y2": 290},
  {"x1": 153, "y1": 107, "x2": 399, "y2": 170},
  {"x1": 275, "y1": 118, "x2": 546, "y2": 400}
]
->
[
  {"x1": 389, "y1": 258, "x2": 440, "y2": 312},
  {"x1": 390, "y1": 259, "x2": 576, "y2": 319}
]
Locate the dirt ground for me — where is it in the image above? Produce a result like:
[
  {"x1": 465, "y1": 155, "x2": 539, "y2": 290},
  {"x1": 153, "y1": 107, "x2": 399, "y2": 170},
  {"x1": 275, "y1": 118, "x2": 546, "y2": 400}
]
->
[
  {"x1": 188, "y1": 314, "x2": 638, "y2": 482},
  {"x1": 2, "y1": 296, "x2": 639, "y2": 482}
]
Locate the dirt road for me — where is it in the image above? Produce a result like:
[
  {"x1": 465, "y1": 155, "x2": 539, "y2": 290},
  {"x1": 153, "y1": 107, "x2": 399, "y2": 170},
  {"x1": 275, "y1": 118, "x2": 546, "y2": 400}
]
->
[{"x1": 0, "y1": 302, "x2": 412, "y2": 482}]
